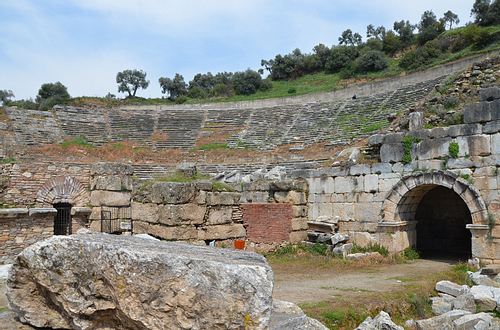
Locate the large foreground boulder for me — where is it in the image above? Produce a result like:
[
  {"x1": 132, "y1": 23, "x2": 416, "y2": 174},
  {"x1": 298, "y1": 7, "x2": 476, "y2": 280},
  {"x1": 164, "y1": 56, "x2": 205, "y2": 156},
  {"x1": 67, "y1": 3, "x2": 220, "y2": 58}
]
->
[{"x1": 7, "y1": 232, "x2": 274, "y2": 330}]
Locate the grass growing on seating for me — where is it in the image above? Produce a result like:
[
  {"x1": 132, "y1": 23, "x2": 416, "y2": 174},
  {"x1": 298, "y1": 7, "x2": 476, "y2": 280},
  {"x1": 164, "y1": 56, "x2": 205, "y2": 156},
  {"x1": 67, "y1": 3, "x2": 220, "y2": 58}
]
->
[
  {"x1": 60, "y1": 135, "x2": 94, "y2": 148},
  {"x1": 196, "y1": 142, "x2": 228, "y2": 150}
]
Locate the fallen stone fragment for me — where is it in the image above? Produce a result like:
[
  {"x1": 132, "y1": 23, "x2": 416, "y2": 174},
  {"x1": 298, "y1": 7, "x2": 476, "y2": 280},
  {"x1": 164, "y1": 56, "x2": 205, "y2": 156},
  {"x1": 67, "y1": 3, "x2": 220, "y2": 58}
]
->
[
  {"x1": 331, "y1": 233, "x2": 350, "y2": 246},
  {"x1": 415, "y1": 314, "x2": 453, "y2": 330},
  {"x1": 470, "y1": 285, "x2": 498, "y2": 312},
  {"x1": 441, "y1": 309, "x2": 472, "y2": 321},
  {"x1": 453, "y1": 294, "x2": 476, "y2": 313},
  {"x1": 481, "y1": 264, "x2": 500, "y2": 276},
  {"x1": 435, "y1": 280, "x2": 468, "y2": 297},
  {"x1": 7, "y1": 232, "x2": 274, "y2": 330},
  {"x1": 469, "y1": 270, "x2": 499, "y2": 287},
  {"x1": 431, "y1": 296, "x2": 454, "y2": 315},
  {"x1": 452, "y1": 312, "x2": 493, "y2": 330},
  {"x1": 355, "y1": 311, "x2": 403, "y2": 330},
  {"x1": 333, "y1": 243, "x2": 353, "y2": 258}
]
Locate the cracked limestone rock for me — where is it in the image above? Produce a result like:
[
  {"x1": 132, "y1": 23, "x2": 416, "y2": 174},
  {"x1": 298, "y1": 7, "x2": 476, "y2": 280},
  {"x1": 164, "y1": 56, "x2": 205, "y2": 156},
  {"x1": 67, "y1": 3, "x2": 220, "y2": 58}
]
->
[{"x1": 7, "y1": 232, "x2": 274, "y2": 330}]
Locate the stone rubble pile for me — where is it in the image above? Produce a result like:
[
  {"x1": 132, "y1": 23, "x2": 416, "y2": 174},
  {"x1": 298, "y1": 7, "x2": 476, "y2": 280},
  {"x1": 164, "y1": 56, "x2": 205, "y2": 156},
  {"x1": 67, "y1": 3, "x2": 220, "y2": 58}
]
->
[
  {"x1": 414, "y1": 268, "x2": 500, "y2": 330},
  {"x1": 305, "y1": 216, "x2": 382, "y2": 260},
  {"x1": 214, "y1": 166, "x2": 288, "y2": 183}
]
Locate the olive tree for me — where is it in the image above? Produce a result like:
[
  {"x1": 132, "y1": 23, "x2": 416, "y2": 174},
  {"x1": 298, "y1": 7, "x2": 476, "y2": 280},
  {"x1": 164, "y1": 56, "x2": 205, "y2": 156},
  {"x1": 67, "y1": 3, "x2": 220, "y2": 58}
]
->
[
  {"x1": 158, "y1": 73, "x2": 187, "y2": 100},
  {"x1": 232, "y1": 69, "x2": 261, "y2": 95},
  {"x1": 0, "y1": 90, "x2": 14, "y2": 106},
  {"x1": 36, "y1": 82, "x2": 70, "y2": 110},
  {"x1": 116, "y1": 69, "x2": 150, "y2": 97}
]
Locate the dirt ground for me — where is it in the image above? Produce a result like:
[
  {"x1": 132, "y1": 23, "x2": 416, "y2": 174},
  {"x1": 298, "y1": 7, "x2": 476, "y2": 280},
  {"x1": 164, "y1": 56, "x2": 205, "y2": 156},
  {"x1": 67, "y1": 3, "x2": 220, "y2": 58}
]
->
[{"x1": 270, "y1": 258, "x2": 455, "y2": 305}]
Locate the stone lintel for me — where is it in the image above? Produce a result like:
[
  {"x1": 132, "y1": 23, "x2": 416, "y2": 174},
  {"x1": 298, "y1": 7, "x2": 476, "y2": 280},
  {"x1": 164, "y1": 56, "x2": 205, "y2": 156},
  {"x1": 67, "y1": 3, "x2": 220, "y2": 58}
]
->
[
  {"x1": 378, "y1": 221, "x2": 418, "y2": 233},
  {"x1": 306, "y1": 221, "x2": 337, "y2": 234},
  {"x1": 29, "y1": 208, "x2": 57, "y2": 217},
  {"x1": 71, "y1": 207, "x2": 92, "y2": 216},
  {"x1": 0, "y1": 208, "x2": 29, "y2": 218}
]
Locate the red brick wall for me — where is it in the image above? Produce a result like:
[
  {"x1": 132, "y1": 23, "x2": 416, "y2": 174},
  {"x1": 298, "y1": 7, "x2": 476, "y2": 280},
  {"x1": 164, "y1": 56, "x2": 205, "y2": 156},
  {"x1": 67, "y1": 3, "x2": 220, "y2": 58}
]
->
[{"x1": 240, "y1": 203, "x2": 292, "y2": 243}]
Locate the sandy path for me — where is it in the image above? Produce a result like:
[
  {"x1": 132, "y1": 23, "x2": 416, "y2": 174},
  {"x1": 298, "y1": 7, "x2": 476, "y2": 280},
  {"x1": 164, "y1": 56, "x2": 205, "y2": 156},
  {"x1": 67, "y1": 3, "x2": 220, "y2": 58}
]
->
[{"x1": 271, "y1": 258, "x2": 456, "y2": 304}]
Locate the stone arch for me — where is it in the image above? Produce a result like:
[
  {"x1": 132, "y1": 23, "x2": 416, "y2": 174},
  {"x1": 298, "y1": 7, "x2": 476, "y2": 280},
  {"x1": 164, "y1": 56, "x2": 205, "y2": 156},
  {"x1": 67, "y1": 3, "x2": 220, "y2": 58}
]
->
[
  {"x1": 379, "y1": 170, "x2": 488, "y2": 255},
  {"x1": 36, "y1": 176, "x2": 88, "y2": 207},
  {"x1": 381, "y1": 170, "x2": 487, "y2": 225}
]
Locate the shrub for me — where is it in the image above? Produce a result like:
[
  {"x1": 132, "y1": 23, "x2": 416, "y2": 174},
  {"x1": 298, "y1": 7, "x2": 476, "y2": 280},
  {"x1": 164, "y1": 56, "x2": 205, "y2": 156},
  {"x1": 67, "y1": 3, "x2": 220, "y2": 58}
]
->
[
  {"x1": 233, "y1": 68, "x2": 262, "y2": 95},
  {"x1": 339, "y1": 68, "x2": 352, "y2": 79},
  {"x1": 444, "y1": 95, "x2": 460, "y2": 109},
  {"x1": 356, "y1": 50, "x2": 389, "y2": 71},
  {"x1": 449, "y1": 142, "x2": 459, "y2": 158},
  {"x1": 288, "y1": 87, "x2": 297, "y2": 94},
  {"x1": 259, "y1": 79, "x2": 273, "y2": 92},
  {"x1": 212, "y1": 83, "x2": 233, "y2": 98},
  {"x1": 403, "y1": 247, "x2": 420, "y2": 260},
  {"x1": 402, "y1": 135, "x2": 415, "y2": 164},
  {"x1": 186, "y1": 87, "x2": 206, "y2": 99},
  {"x1": 175, "y1": 95, "x2": 187, "y2": 104}
]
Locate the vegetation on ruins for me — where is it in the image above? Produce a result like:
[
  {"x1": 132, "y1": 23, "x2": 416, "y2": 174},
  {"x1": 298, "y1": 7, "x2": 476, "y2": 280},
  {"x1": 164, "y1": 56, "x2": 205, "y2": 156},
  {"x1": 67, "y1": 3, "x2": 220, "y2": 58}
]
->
[
  {"x1": 448, "y1": 142, "x2": 460, "y2": 158},
  {"x1": 116, "y1": 69, "x2": 150, "y2": 98},
  {"x1": 158, "y1": 73, "x2": 187, "y2": 100},
  {"x1": 36, "y1": 81, "x2": 71, "y2": 111}
]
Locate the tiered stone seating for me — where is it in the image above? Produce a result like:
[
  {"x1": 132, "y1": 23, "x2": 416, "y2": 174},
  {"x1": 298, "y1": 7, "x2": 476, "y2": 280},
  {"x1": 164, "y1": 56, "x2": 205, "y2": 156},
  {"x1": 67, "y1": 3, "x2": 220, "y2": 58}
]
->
[
  {"x1": 54, "y1": 106, "x2": 108, "y2": 145},
  {"x1": 237, "y1": 106, "x2": 301, "y2": 149},
  {"x1": 383, "y1": 75, "x2": 448, "y2": 114},
  {"x1": 280, "y1": 101, "x2": 343, "y2": 145},
  {"x1": 5, "y1": 107, "x2": 62, "y2": 146},
  {"x1": 156, "y1": 110, "x2": 204, "y2": 150},
  {"x1": 108, "y1": 109, "x2": 155, "y2": 145},
  {"x1": 205, "y1": 109, "x2": 252, "y2": 127}
]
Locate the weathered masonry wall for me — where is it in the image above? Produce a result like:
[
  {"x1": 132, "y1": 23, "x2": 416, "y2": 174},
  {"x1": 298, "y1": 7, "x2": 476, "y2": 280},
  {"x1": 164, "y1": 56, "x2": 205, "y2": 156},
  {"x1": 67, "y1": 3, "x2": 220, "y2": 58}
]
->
[
  {"x1": 0, "y1": 208, "x2": 90, "y2": 264},
  {"x1": 86, "y1": 163, "x2": 309, "y2": 253},
  {"x1": 298, "y1": 87, "x2": 500, "y2": 263}
]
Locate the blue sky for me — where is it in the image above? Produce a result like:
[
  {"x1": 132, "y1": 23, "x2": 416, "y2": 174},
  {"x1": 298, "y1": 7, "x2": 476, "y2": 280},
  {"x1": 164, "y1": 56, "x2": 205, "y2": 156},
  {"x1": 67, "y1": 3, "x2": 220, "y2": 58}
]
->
[{"x1": 1, "y1": 0, "x2": 474, "y2": 100}]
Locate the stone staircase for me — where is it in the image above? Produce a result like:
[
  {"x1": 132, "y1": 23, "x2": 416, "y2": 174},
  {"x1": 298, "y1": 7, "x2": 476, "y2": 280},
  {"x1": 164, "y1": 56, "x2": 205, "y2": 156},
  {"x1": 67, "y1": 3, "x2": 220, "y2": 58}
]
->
[{"x1": 156, "y1": 110, "x2": 204, "y2": 150}]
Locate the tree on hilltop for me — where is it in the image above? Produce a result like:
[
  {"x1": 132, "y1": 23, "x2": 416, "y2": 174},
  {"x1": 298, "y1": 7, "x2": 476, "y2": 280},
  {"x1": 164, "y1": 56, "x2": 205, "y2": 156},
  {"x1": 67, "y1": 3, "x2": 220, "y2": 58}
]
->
[
  {"x1": 0, "y1": 90, "x2": 14, "y2": 106},
  {"x1": 116, "y1": 69, "x2": 150, "y2": 98},
  {"x1": 158, "y1": 73, "x2": 187, "y2": 100},
  {"x1": 36, "y1": 82, "x2": 70, "y2": 110},
  {"x1": 339, "y1": 29, "x2": 363, "y2": 47},
  {"x1": 443, "y1": 10, "x2": 460, "y2": 29}
]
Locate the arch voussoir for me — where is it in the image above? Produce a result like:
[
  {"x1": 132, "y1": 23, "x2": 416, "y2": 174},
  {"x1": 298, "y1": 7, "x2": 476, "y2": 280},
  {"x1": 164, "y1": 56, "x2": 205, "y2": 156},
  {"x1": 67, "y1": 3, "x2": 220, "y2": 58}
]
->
[{"x1": 36, "y1": 176, "x2": 88, "y2": 207}]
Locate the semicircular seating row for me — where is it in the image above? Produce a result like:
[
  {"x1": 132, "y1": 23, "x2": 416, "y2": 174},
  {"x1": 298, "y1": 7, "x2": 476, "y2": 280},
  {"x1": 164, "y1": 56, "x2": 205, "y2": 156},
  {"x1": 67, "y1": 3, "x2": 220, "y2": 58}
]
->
[{"x1": 3, "y1": 75, "x2": 447, "y2": 152}]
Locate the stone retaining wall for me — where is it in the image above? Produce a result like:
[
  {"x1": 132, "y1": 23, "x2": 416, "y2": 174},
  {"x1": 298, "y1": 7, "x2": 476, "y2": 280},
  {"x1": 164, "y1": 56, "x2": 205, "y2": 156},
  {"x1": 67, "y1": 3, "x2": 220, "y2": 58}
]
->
[{"x1": 0, "y1": 207, "x2": 90, "y2": 264}]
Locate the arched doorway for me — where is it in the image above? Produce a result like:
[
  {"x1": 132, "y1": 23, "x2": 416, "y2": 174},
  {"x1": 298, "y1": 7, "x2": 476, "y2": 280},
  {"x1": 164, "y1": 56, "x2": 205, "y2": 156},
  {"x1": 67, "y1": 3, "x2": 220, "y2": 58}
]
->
[
  {"x1": 415, "y1": 186, "x2": 472, "y2": 256},
  {"x1": 380, "y1": 170, "x2": 487, "y2": 258},
  {"x1": 36, "y1": 176, "x2": 88, "y2": 236}
]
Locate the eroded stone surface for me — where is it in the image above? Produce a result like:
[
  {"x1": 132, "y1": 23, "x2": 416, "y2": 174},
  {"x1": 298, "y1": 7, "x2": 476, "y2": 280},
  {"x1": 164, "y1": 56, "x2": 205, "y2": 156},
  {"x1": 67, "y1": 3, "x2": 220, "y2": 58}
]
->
[{"x1": 7, "y1": 232, "x2": 274, "y2": 330}]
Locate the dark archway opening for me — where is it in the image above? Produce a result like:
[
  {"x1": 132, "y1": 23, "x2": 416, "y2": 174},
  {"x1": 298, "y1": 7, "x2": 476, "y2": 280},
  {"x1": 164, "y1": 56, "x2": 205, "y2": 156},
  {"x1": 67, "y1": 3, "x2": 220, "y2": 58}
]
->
[
  {"x1": 54, "y1": 203, "x2": 72, "y2": 235},
  {"x1": 415, "y1": 186, "x2": 471, "y2": 260}
]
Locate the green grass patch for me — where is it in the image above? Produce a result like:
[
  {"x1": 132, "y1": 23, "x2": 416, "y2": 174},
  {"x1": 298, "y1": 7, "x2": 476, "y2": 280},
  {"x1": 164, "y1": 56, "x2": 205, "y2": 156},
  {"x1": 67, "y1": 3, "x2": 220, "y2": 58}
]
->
[
  {"x1": 196, "y1": 142, "x2": 228, "y2": 150},
  {"x1": 0, "y1": 307, "x2": 9, "y2": 313},
  {"x1": 351, "y1": 243, "x2": 389, "y2": 257},
  {"x1": 60, "y1": 135, "x2": 93, "y2": 148},
  {"x1": 362, "y1": 122, "x2": 383, "y2": 133},
  {"x1": 3, "y1": 157, "x2": 16, "y2": 164},
  {"x1": 298, "y1": 301, "x2": 330, "y2": 309}
]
